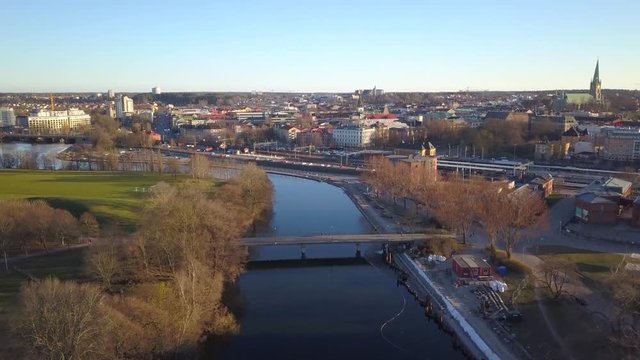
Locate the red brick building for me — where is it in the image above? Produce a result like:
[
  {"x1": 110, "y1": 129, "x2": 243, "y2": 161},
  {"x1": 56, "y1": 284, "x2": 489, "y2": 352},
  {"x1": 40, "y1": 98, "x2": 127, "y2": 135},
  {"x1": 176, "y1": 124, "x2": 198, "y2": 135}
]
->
[
  {"x1": 452, "y1": 255, "x2": 493, "y2": 278},
  {"x1": 574, "y1": 177, "x2": 632, "y2": 224},
  {"x1": 575, "y1": 192, "x2": 619, "y2": 225}
]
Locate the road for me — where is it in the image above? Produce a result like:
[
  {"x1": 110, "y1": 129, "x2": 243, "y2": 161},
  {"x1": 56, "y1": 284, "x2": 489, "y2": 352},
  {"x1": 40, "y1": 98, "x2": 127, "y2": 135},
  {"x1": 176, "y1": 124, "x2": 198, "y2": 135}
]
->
[{"x1": 241, "y1": 233, "x2": 444, "y2": 246}]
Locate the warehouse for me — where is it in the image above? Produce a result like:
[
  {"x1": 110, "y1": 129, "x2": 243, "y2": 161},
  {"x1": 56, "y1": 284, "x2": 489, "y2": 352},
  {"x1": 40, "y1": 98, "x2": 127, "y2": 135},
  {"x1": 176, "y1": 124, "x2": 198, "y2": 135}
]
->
[{"x1": 452, "y1": 255, "x2": 493, "y2": 278}]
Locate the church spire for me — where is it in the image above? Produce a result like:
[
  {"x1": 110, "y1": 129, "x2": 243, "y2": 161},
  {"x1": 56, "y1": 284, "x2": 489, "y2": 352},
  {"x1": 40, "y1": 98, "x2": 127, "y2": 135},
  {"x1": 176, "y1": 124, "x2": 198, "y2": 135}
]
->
[{"x1": 590, "y1": 59, "x2": 602, "y2": 103}]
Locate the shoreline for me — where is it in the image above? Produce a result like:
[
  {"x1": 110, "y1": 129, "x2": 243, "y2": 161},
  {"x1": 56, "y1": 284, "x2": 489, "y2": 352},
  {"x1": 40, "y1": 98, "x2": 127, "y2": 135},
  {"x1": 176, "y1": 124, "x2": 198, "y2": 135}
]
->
[
  {"x1": 336, "y1": 178, "x2": 521, "y2": 360},
  {"x1": 396, "y1": 253, "x2": 507, "y2": 360}
]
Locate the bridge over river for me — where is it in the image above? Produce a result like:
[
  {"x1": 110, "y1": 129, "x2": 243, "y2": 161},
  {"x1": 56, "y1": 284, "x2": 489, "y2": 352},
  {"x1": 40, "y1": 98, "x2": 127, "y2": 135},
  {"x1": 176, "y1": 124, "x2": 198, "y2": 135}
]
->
[{"x1": 242, "y1": 233, "x2": 449, "y2": 246}]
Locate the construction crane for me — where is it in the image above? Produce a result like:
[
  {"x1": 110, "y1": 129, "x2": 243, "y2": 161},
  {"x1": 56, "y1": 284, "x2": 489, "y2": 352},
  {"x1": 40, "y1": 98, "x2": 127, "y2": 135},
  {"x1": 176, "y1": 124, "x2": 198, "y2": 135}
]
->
[{"x1": 49, "y1": 93, "x2": 55, "y2": 111}]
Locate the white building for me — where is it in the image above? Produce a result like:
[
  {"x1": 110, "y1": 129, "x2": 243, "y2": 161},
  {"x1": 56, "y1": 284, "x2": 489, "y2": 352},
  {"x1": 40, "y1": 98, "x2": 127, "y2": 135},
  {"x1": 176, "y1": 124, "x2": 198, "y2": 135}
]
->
[
  {"x1": 333, "y1": 126, "x2": 376, "y2": 148},
  {"x1": 0, "y1": 107, "x2": 16, "y2": 127},
  {"x1": 107, "y1": 89, "x2": 115, "y2": 99},
  {"x1": 152, "y1": 86, "x2": 162, "y2": 95},
  {"x1": 116, "y1": 96, "x2": 134, "y2": 119},
  {"x1": 27, "y1": 108, "x2": 91, "y2": 135}
]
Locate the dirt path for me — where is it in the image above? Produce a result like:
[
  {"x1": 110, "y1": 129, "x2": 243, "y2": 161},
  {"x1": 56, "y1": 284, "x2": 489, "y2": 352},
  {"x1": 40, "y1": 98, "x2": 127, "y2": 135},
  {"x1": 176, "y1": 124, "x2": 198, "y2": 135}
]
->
[{"x1": 1, "y1": 243, "x2": 89, "y2": 268}]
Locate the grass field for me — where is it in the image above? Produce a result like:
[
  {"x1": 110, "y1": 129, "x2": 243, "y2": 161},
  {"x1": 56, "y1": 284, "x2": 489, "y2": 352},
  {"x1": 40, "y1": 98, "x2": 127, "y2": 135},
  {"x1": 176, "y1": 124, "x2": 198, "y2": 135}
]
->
[
  {"x1": 0, "y1": 170, "x2": 184, "y2": 230},
  {"x1": 536, "y1": 245, "x2": 624, "y2": 289}
]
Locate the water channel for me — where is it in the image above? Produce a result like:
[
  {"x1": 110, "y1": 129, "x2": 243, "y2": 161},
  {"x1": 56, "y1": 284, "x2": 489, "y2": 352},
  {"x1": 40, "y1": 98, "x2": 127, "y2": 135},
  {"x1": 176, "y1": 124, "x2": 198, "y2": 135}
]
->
[
  {"x1": 1, "y1": 145, "x2": 464, "y2": 359},
  {"x1": 220, "y1": 174, "x2": 464, "y2": 360}
]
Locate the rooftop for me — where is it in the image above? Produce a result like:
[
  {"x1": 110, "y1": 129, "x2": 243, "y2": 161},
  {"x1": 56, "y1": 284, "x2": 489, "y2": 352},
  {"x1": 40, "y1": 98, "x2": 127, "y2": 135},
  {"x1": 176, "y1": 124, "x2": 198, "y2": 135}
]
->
[
  {"x1": 576, "y1": 192, "x2": 617, "y2": 205},
  {"x1": 452, "y1": 255, "x2": 492, "y2": 269}
]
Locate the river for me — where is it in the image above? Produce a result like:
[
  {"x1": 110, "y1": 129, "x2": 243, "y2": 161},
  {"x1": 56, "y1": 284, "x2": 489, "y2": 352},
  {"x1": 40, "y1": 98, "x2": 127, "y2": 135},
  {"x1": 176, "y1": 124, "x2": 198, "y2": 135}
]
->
[
  {"x1": 0, "y1": 143, "x2": 70, "y2": 170},
  {"x1": 219, "y1": 174, "x2": 463, "y2": 360}
]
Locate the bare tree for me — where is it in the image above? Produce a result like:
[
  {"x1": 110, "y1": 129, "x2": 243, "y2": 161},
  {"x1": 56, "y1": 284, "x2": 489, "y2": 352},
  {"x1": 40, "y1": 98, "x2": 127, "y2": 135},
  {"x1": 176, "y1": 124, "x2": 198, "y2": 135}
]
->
[
  {"x1": 509, "y1": 275, "x2": 531, "y2": 307},
  {"x1": 429, "y1": 180, "x2": 480, "y2": 244},
  {"x1": 476, "y1": 183, "x2": 509, "y2": 256},
  {"x1": 495, "y1": 187, "x2": 546, "y2": 258},
  {"x1": 17, "y1": 278, "x2": 111, "y2": 360},
  {"x1": 51, "y1": 209, "x2": 79, "y2": 247},
  {"x1": 539, "y1": 259, "x2": 574, "y2": 299},
  {"x1": 86, "y1": 238, "x2": 120, "y2": 289},
  {"x1": 104, "y1": 153, "x2": 119, "y2": 171},
  {"x1": 167, "y1": 156, "x2": 181, "y2": 179},
  {"x1": 25, "y1": 201, "x2": 55, "y2": 252},
  {"x1": 0, "y1": 201, "x2": 18, "y2": 271},
  {"x1": 79, "y1": 212, "x2": 100, "y2": 239},
  {"x1": 190, "y1": 154, "x2": 210, "y2": 179}
]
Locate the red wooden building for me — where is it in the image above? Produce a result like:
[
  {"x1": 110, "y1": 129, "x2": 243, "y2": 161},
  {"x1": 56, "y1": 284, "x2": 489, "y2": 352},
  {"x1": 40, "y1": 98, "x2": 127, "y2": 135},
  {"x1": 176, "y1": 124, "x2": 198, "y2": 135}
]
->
[{"x1": 451, "y1": 255, "x2": 493, "y2": 278}]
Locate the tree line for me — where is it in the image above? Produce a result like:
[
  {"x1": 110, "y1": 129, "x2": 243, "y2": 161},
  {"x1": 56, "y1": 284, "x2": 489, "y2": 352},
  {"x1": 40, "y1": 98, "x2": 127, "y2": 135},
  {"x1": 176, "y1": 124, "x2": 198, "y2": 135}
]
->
[
  {"x1": 0, "y1": 200, "x2": 98, "y2": 269},
  {"x1": 364, "y1": 156, "x2": 545, "y2": 258},
  {"x1": 15, "y1": 165, "x2": 273, "y2": 359}
]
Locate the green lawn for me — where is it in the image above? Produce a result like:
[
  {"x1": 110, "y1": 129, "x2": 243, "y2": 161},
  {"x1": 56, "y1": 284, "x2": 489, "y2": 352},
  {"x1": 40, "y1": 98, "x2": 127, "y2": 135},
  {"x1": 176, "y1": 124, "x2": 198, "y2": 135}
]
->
[
  {"x1": 0, "y1": 170, "x2": 184, "y2": 230},
  {"x1": 536, "y1": 245, "x2": 624, "y2": 285}
]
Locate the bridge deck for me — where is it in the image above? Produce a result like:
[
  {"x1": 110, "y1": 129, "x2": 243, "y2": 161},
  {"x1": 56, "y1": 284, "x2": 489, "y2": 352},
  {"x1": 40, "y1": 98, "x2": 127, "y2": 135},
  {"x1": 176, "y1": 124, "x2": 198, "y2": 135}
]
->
[{"x1": 242, "y1": 233, "x2": 449, "y2": 246}]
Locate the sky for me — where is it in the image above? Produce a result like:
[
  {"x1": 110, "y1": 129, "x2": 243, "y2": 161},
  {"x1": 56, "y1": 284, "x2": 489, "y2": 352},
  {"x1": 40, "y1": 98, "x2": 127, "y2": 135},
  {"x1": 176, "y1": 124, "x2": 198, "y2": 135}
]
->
[{"x1": 1, "y1": 0, "x2": 639, "y2": 93}]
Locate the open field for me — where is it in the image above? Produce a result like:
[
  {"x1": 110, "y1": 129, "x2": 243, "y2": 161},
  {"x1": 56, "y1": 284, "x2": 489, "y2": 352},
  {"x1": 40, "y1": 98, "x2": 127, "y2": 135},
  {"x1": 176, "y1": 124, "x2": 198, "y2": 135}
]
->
[
  {"x1": 0, "y1": 170, "x2": 185, "y2": 230},
  {"x1": 536, "y1": 245, "x2": 624, "y2": 293},
  {"x1": 506, "y1": 246, "x2": 625, "y2": 359}
]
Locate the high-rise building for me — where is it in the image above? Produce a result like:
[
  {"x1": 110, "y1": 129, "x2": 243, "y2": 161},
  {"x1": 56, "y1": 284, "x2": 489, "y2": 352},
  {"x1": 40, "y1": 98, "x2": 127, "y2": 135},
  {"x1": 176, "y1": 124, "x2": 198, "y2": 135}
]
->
[
  {"x1": 152, "y1": 86, "x2": 162, "y2": 95},
  {"x1": 0, "y1": 107, "x2": 16, "y2": 127},
  {"x1": 590, "y1": 60, "x2": 602, "y2": 102},
  {"x1": 115, "y1": 96, "x2": 134, "y2": 119},
  {"x1": 27, "y1": 109, "x2": 91, "y2": 135},
  {"x1": 107, "y1": 89, "x2": 115, "y2": 99}
]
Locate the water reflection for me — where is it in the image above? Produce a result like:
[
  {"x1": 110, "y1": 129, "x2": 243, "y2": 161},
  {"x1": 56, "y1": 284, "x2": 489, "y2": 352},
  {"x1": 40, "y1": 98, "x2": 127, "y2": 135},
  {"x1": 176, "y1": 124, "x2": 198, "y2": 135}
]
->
[
  {"x1": 219, "y1": 174, "x2": 464, "y2": 360},
  {"x1": 0, "y1": 143, "x2": 70, "y2": 170}
]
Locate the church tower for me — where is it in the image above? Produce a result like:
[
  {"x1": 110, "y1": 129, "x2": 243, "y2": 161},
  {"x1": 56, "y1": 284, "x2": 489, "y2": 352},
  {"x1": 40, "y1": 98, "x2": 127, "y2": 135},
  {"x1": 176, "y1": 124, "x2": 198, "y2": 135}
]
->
[{"x1": 590, "y1": 60, "x2": 602, "y2": 102}]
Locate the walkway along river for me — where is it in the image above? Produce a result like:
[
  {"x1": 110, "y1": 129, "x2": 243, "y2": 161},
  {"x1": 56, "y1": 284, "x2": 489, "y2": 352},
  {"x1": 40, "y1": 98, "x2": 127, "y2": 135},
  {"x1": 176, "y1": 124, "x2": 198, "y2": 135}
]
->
[{"x1": 216, "y1": 174, "x2": 465, "y2": 360}]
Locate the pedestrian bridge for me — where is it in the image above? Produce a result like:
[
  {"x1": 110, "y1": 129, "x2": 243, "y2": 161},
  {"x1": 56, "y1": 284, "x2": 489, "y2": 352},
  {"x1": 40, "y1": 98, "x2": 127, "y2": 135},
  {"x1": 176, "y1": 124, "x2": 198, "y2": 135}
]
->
[{"x1": 242, "y1": 233, "x2": 449, "y2": 246}]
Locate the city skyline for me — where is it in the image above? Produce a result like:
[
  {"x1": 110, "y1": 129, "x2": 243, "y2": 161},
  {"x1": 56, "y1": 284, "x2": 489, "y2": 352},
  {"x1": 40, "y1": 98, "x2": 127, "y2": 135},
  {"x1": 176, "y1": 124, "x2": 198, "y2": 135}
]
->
[{"x1": 2, "y1": 0, "x2": 639, "y2": 93}]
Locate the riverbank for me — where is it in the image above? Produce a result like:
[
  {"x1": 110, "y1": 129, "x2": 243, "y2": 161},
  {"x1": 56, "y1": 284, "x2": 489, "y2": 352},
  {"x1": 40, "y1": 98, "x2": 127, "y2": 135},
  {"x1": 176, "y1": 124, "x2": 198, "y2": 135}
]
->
[
  {"x1": 332, "y1": 179, "x2": 400, "y2": 234},
  {"x1": 336, "y1": 178, "x2": 521, "y2": 360},
  {"x1": 396, "y1": 253, "x2": 521, "y2": 360}
]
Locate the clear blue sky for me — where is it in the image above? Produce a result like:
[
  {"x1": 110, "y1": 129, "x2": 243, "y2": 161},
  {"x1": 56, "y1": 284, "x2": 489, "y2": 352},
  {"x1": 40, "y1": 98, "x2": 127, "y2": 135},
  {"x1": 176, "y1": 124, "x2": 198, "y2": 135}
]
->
[{"x1": 2, "y1": 0, "x2": 639, "y2": 93}]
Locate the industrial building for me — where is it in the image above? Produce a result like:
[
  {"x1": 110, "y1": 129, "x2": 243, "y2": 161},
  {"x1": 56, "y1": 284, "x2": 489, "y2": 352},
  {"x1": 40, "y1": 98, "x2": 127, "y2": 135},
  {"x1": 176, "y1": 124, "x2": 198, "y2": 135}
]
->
[{"x1": 451, "y1": 255, "x2": 493, "y2": 278}]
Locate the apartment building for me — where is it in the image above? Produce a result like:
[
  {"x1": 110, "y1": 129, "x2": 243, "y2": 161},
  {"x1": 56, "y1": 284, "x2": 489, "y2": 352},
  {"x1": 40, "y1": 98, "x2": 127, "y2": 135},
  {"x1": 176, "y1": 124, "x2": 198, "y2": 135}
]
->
[{"x1": 333, "y1": 126, "x2": 376, "y2": 148}]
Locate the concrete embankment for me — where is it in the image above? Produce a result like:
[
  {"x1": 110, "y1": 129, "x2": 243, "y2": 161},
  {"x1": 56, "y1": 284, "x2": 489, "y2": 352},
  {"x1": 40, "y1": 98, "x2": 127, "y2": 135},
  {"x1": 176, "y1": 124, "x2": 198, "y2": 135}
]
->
[
  {"x1": 332, "y1": 181, "x2": 385, "y2": 234},
  {"x1": 395, "y1": 253, "x2": 504, "y2": 360}
]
